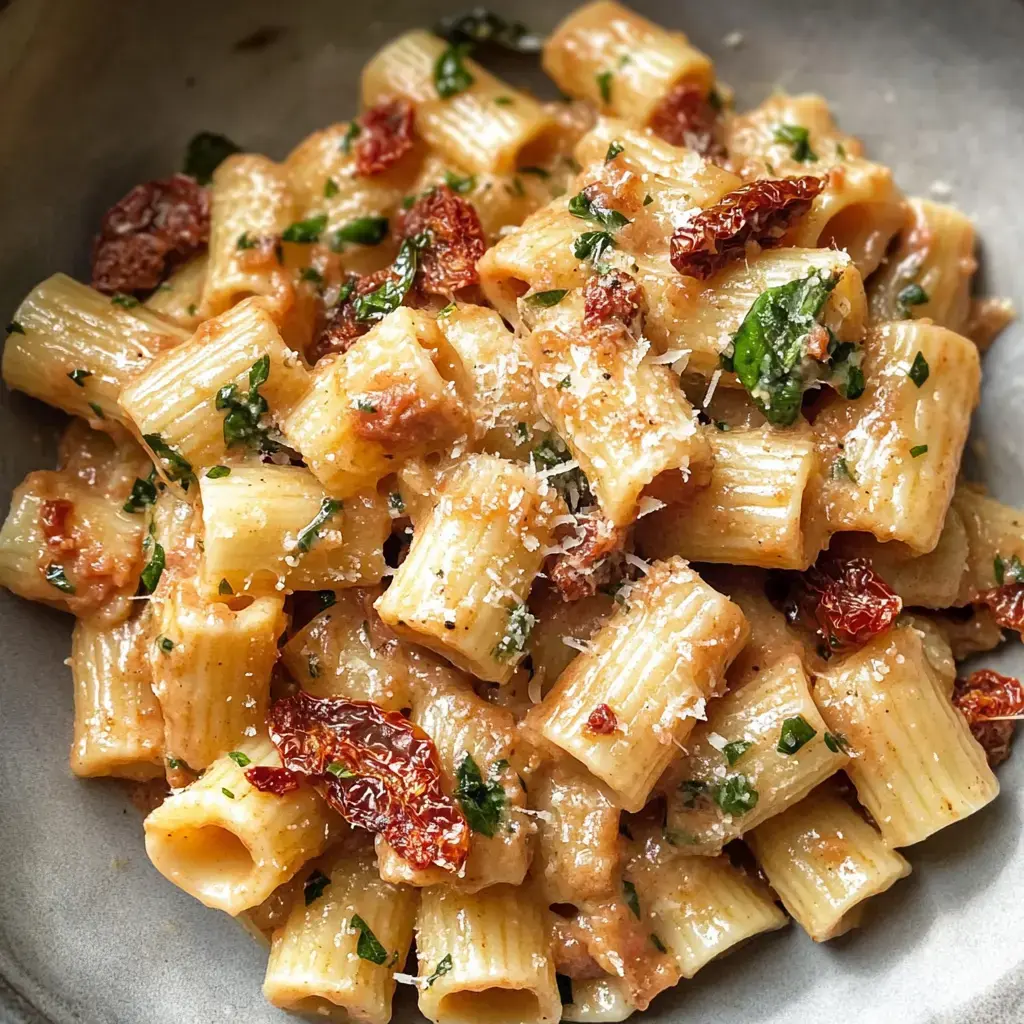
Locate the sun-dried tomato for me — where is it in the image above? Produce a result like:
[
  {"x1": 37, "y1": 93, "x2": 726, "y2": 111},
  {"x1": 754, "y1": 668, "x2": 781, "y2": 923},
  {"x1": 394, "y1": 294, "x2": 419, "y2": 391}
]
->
[
  {"x1": 39, "y1": 499, "x2": 74, "y2": 548},
  {"x1": 583, "y1": 270, "x2": 645, "y2": 332},
  {"x1": 670, "y1": 176, "x2": 824, "y2": 281},
  {"x1": 977, "y1": 584, "x2": 1024, "y2": 634},
  {"x1": 309, "y1": 271, "x2": 391, "y2": 362},
  {"x1": 398, "y1": 185, "x2": 486, "y2": 296},
  {"x1": 549, "y1": 516, "x2": 626, "y2": 602},
  {"x1": 354, "y1": 99, "x2": 416, "y2": 177},
  {"x1": 586, "y1": 703, "x2": 618, "y2": 735},
  {"x1": 244, "y1": 764, "x2": 303, "y2": 795},
  {"x1": 953, "y1": 669, "x2": 1024, "y2": 766},
  {"x1": 796, "y1": 556, "x2": 902, "y2": 650},
  {"x1": 648, "y1": 81, "x2": 726, "y2": 163},
  {"x1": 264, "y1": 691, "x2": 469, "y2": 872},
  {"x1": 91, "y1": 173, "x2": 210, "y2": 295},
  {"x1": 352, "y1": 382, "x2": 456, "y2": 450}
]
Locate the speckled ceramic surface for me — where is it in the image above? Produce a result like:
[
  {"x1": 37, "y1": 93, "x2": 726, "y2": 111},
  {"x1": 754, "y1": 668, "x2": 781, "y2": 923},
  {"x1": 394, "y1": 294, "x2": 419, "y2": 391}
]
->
[{"x1": 1, "y1": 1, "x2": 1023, "y2": 1021}]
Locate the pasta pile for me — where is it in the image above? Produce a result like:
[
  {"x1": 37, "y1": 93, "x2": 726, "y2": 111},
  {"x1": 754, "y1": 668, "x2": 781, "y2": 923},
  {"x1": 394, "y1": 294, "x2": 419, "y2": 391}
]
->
[{"x1": 2, "y1": 3, "x2": 1022, "y2": 1022}]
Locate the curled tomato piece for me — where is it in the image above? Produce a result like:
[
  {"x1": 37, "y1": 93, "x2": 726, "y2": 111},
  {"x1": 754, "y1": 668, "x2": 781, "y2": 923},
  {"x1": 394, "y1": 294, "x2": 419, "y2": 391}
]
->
[
  {"x1": 548, "y1": 516, "x2": 626, "y2": 602},
  {"x1": 244, "y1": 764, "x2": 303, "y2": 795},
  {"x1": 399, "y1": 185, "x2": 486, "y2": 295},
  {"x1": 953, "y1": 668, "x2": 1024, "y2": 767},
  {"x1": 309, "y1": 271, "x2": 390, "y2": 362},
  {"x1": 91, "y1": 173, "x2": 210, "y2": 295},
  {"x1": 586, "y1": 703, "x2": 618, "y2": 735},
  {"x1": 582, "y1": 270, "x2": 645, "y2": 332},
  {"x1": 670, "y1": 176, "x2": 824, "y2": 281},
  {"x1": 264, "y1": 691, "x2": 470, "y2": 872},
  {"x1": 354, "y1": 99, "x2": 416, "y2": 177},
  {"x1": 977, "y1": 584, "x2": 1024, "y2": 634},
  {"x1": 647, "y1": 81, "x2": 726, "y2": 163},
  {"x1": 792, "y1": 556, "x2": 902, "y2": 650}
]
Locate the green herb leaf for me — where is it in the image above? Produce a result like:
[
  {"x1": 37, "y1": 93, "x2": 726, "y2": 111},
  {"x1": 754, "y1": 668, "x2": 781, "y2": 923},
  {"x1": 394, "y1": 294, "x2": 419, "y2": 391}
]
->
[
  {"x1": 643, "y1": 194, "x2": 653, "y2": 206},
  {"x1": 434, "y1": 42, "x2": 475, "y2": 99},
  {"x1": 352, "y1": 233, "x2": 429, "y2": 324},
  {"x1": 123, "y1": 472, "x2": 158, "y2": 513},
  {"x1": 527, "y1": 289, "x2": 568, "y2": 308},
  {"x1": 236, "y1": 231, "x2": 258, "y2": 250},
  {"x1": 494, "y1": 95, "x2": 513, "y2": 106},
  {"x1": 88, "y1": 401, "x2": 105, "y2": 419},
  {"x1": 454, "y1": 753, "x2": 506, "y2": 837},
  {"x1": 351, "y1": 914, "x2": 389, "y2": 964},
  {"x1": 206, "y1": 465, "x2": 231, "y2": 479},
  {"x1": 425, "y1": 953, "x2": 454, "y2": 988},
  {"x1": 144, "y1": 433, "x2": 195, "y2": 489},
  {"x1": 493, "y1": 602, "x2": 536, "y2": 662},
  {"x1": 773, "y1": 123, "x2": 817, "y2": 162},
  {"x1": 388, "y1": 491, "x2": 406, "y2": 515},
  {"x1": 183, "y1": 131, "x2": 241, "y2": 184},
  {"x1": 340, "y1": 121, "x2": 362, "y2": 155},
  {"x1": 324, "y1": 177, "x2": 340, "y2": 198},
  {"x1": 282, "y1": 214, "x2": 328, "y2": 244},
  {"x1": 218, "y1": 578, "x2": 233, "y2": 595},
  {"x1": 722, "y1": 739, "x2": 752, "y2": 766},
  {"x1": 6, "y1": 321, "x2": 25, "y2": 335},
  {"x1": 623, "y1": 879, "x2": 640, "y2": 918},
  {"x1": 897, "y1": 282, "x2": 929, "y2": 316},
  {"x1": 111, "y1": 293, "x2": 139, "y2": 309},
  {"x1": 678, "y1": 779, "x2": 708, "y2": 808},
  {"x1": 166, "y1": 757, "x2": 185, "y2": 770},
  {"x1": 45, "y1": 563, "x2": 75, "y2": 594},
  {"x1": 156, "y1": 635, "x2": 174, "y2": 653},
  {"x1": 573, "y1": 229, "x2": 615, "y2": 265},
  {"x1": 228, "y1": 750, "x2": 251, "y2": 767},
  {"x1": 596, "y1": 70, "x2": 613, "y2": 104},
  {"x1": 304, "y1": 868, "x2": 330, "y2": 906},
  {"x1": 436, "y1": 10, "x2": 541, "y2": 54},
  {"x1": 777, "y1": 714, "x2": 817, "y2": 755},
  {"x1": 531, "y1": 433, "x2": 594, "y2": 512},
  {"x1": 831, "y1": 456, "x2": 857, "y2": 483},
  {"x1": 910, "y1": 444, "x2": 929, "y2": 458},
  {"x1": 67, "y1": 369, "x2": 92, "y2": 387},
  {"x1": 557, "y1": 375, "x2": 571, "y2": 390},
  {"x1": 605, "y1": 140, "x2": 624, "y2": 162},
  {"x1": 443, "y1": 169, "x2": 477, "y2": 194},
  {"x1": 301, "y1": 267, "x2": 324, "y2": 285},
  {"x1": 515, "y1": 422, "x2": 530, "y2": 444},
  {"x1": 326, "y1": 760, "x2": 357, "y2": 778},
  {"x1": 139, "y1": 541, "x2": 166, "y2": 594},
  {"x1": 714, "y1": 774, "x2": 759, "y2": 816},
  {"x1": 221, "y1": 787, "x2": 235, "y2": 799},
  {"x1": 332, "y1": 216, "x2": 390, "y2": 249},
  {"x1": 215, "y1": 355, "x2": 275, "y2": 452},
  {"x1": 824, "y1": 731, "x2": 849, "y2": 753},
  {"x1": 297, "y1": 497, "x2": 344, "y2": 553},
  {"x1": 568, "y1": 189, "x2": 631, "y2": 230},
  {"x1": 556, "y1": 973, "x2": 574, "y2": 1005},
  {"x1": 908, "y1": 351, "x2": 930, "y2": 388},
  {"x1": 650, "y1": 933, "x2": 668, "y2": 953},
  {"x1": 307, "y1": 653, "x2": 321, "y2": 678},
  {"x1": 731, "y1": 269, "x2": 838, "y2": 426},
  {"x1": 994, "y1": 554, "x2": 1024, "y2": 586}
]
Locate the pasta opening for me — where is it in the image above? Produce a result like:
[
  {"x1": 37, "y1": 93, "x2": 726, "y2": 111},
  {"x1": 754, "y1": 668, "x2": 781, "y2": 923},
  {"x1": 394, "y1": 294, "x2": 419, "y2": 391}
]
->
[
  {"x1": 439, "y1": 988, "x2": 541, "y2": 1024},
  {"x1": 819, "y1": 203, "x2": 904, "y2": 277},
  {"x1": 155, "y1": 825, "x2": 254, "y2": 895}
]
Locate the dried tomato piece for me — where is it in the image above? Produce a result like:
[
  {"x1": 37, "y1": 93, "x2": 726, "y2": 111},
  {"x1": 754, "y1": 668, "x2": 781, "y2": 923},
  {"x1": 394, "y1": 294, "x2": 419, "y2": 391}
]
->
[
  {"x1": 586, "y1": 704, "x2": 618, "y2": 735},
  {"x1": 670, "y1": 176, "x2": 825, "y2": 281},
  {"x1": 351, "y1": 381, "x2": 455, "y2": 450},
  {"x1": 266, "y1": 691, "x2": 469, "y2": 872},
  {"x1": 583, "y1": 270, "x2": 645, "y2": 332},
  {"x1": 648, "y1": 81, "x2": 726, "y2": 163},
  {"x1": 91, "y1": 173, "x2": 210, "y2": 295},
  {"x1": 549, "y1": 516, "x2": 627, "y2": 602},
  {"x1": 953, "y1": 669, "x2": 1024, "y2": 766},
  {"x1": 797, "y1": 556, "x2": 902, "y2": 650},
  {"x1": 399, "y1": 185, "x2": 486, "y2": 295},
  {"x1": 309, "y1": 271, "x2": 391, "y2": 362},
  {"x1": 245, "y1": 764, "x2": 303, "y2": 795},
  {"x1": 977, "y1": 584, "x2": 1024, "y2": 633},
  {"x1": 40, "y1": 499, "x2": 74, "y2": 548},
  {"x1": 355, "y1": 99, "x2": 416, "y2": 177}
]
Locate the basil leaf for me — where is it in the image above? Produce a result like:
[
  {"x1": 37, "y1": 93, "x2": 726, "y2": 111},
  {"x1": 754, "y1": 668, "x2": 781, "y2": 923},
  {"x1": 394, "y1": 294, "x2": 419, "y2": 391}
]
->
[
  {"x1": 296, "y1": 497, "x2": 344, "y2": 553},
  {"x1": 304, "y1": 869, "x2": 330, "y2": 906},
  {"x1": 596, "y1": 70, "x2": 613, "y2": 104},
  {"x1": 573, "y1": 230, "x2": 615, "y2": 266},
  {"x1": 713, "y1": 774, "x2": 759, "y2": 816},
  {"x1": 67, "y1": 369, "x2": 92, "y2": 387},
  {"x1": 215, "y1": 356, "x2": 274, "y2": 452},
  {"x1": 44, "y1": 563, "x2": 75, "y2": 594},
  {"x1": 731, "y1": 269, "x2": 839, "y2": 426},
  {"x1": 454, "y1": 753, "x2": 506, "y2": 837},
  {"x1": 352, "y1": 233, "x2": 429, "y2": 324},
  {"x1": 183, "y1": 131, "x2": 240, "y2": 184},
  {"x1": 908, "y1": 351, "x2": 930, "y2": 388},
  {"x1": 123, "y1": 472, "x2": 158, "y2": 513},
  {"x1": 824, "y1": 731, "x2": 849, "y2": 754},
  {"x1": 350, "y1": 914, "x2": 389, "y2": 964},
  {"x1": 527, "y1": 289, "x2": 568, "y2": 308},
  {"x1": 144, "y1": 434, "x2": 195, "y2": 490},
  {"x1": 425, "y1": 953, "x2": 453, "y2": 987},
  {"x1": 206, "y1": 465, "x2": 231, "y2": 479},
  {"x1": 281, "y1": 214, "x2": 328, "y2": 244},
  {"x1": 605, "y1": 140, "x2": 624, "y2": 162},
  {"x1": 910, "y1": 444, "x2": 928, "y2": 458},
  {"x1": 139, "y1": 541, "x2": 166, "y2": 594},
  {"x1": 340, "y1": 121, "x2": 361, "y2": 154},
  {"x1": 436, "y1": 10, "x2": 541, "y2": 54},
  {"x1": 568, "y1": 189, "x2": 631, "y2": 230},
  {"x1": 773, "y1": 123, "x2": 817, "y2": 162},
  {"x1": 333, "y1": 216, "x2": 390, "y2": 248},
  {"x1": 722, "y1": 739, "x2": 752, "y2": 766},
  {"x1": 777, "y1": 714, "x2": 817, "y2": 755},
  {"x1": 897, "y1": 282, "x2": 929, "y2": 317},
  {"x1": 228, "y1": 751, "x2": 251, "y2": 767},
  {"x1": 443, "y1": 169, "x2": 477, "y2": 194},
  {"x1": 434, "y1": 42, "x2": 475, "y2": 99}
]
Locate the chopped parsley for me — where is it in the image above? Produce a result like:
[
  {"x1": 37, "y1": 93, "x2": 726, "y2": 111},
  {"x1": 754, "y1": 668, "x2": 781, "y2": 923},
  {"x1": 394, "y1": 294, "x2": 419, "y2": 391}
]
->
[
  {"x1": 218, "y1": 578, "x2": 233, "y2": 595},
  {"x1": 493, "y1": 602, "x2": 536, "y2": 662},
  {"x1": 908, "y1": 351, "x2": 930, "y2": 388},
  {"x1": 215, "y1": 355, "x2": 275, "y2": 452},
  {"x1": 139, "y1": 540, "x2": 166, "y2": 594},
  {"x1": 186, "y1": 303, "x2": 198, "y2": 317},
  {"x1": 6, "y1": 321, "x2": 25, "y2": 335},
  {"x1": 454, "y1": 753, "x2": 506, "y2": 837},
  {"x1": 910, "y1": 444, "x2": 929, "y2": 458},
  {"x1": 326, "y1": 761, "x2": 357, "y2": 778},
  {"x1": 777, "y1": 714, "x2": 817, "y2": 755},
  {"x1": 88, "y1": 402, "x2": 105, "y2": 419},
  {"x1": 443, "y1": 169, "x2": 477, "y2": 194},
  {"x1": 296, "y1": 497, "x2": 344, "y2": 553},
  {"x1": 388, "y1": 491, "x2": 406, "y2": 515},
  {"x1": 221, "y1": 787, "x2": 235, "y2": 799},
  {"x1": 206, "y1": 465, "x2": 231, "y2": 479},
  {"x1": 494, "y1": 95, "x2": 513, "y2": 106},
  {"x1": 282, "y1": 214, "x2": 328, "y2": 244},
  {"x1": 650, "y1": 934, "x2": 668, "y2": 953},
  {"x1": 340, "y1": 121, "x2": 362, "y2": 154},
  {"x1": 354, "y1": 396, "x2": 378, "y2": 413},
  {"x1": 111, "y1": 293, "x2": 139, "y2": 309},
  {"x1": 714, "y1": 774, "x2": 759, "y2": 816},
  {"x1": 994, "y1": 554, "x2": 1024, "y2": 586},
  {"x1": 144, "y1": 433, "x2": 195, "y2": 489},
  {"x1": 434, "y1": 42, "x2": 475, "y2": 98},
  {"x1": 324, "y1": 177, "x2": 340, "y2": 198},
  {"x1": 730, "y1": 269, "x2": 839, "y2": 426},
  {"x1": 123, "y1": 471, "x2": 158, "y2": 513},
  {"x1": 304, "y1": 868, "x2": 331, "y2": 906},
  {"x1": 722, "y1": 739, "x2": 752, "y2": 766},
  {"x1": 595, "y1": 70, "x2": 613, "y2": 104},
  {"x1": 532, "y1": 433, "x2": 593, "y2": 512},
  {"x1": 568, "y1": 189, "x2": 631, "y2": 230},
  {"x1": 156, "y1": 635, "x2": 174, "y2": 653},
  {"x1": 236, "y1": 231, "x2": 258, "y2": 250},
  {"x1": 897, "y1": 282, "x2": 929, "y2": 317},
  {"x1": 527, "y1": 289, "x2": 567, "y2": 308},
  {"x1": 643, "y1": 193, "x2": 653, "y2": 206},
  {"x1": 166, "y1": 757, "x2": 185, "y2": 770},
  {"x1": 308, "y1": 653, "x2": 321, "y2": 678},
  {"x1": 331, "y1": 215, "x2": 390, "y2": 249},
  {"x1": 605, "y1": 140, "x2": 624, "y2": 162},
  {"x1": 556, "y1": 374, "x2": 572, "y2": 390},
  {"x1": 831, "y1": 456, "x2": 857, "y2": 482},
  {"x1": 773, "y1": 123, "x2": 817, "y2": 162},
  {"x1": 436, "y1": 10, "x2": 541, "y2": 54},
  {"x1": 352, "y1": 233, "x2": 429, "y2": 324},
  {"x1": 425, "y1": 953, "x2": 454, "y2": 988},
  {"x1": 44, "y1": 563, "x2": 75, "y2": 594},
  {"x1": 514, "y1": 422, "x2": 530, "y2": 444},
  {"x1": 67, "y1": 369, "x2": 92, "y2": 387},
  {"x1": 351, "y1": 914, "x2": 389, "y2": 965},
  {"x1": 824, "y1": 731, "x2": 849, "y2": 754},
  {"x1": 623, "y1": 879, "x2": 640, "y2": 918},
  {"x1": 183, "y1": 131, "x2": 240, "y2": 184},
  {"x1": 678, "y1": 779, "x2": 708, "y2": 808},
  {"x1": 228, "y1": 750, "x2": 251, "y2": 767},
  {"x1": 437, "y1": 301, "x2": 457, "y2": 320},
  {"x1": 556, "y1": 974, "x2": 574, "y2": 1005},
  {"x1": 301, "y1": 267, "x2": 324, "y2": 284}
]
